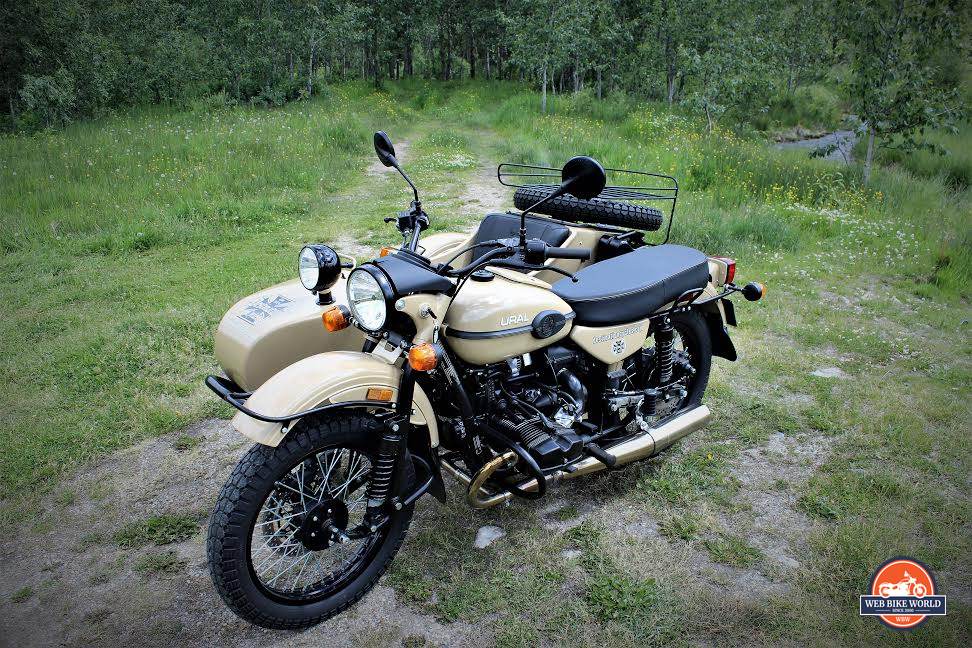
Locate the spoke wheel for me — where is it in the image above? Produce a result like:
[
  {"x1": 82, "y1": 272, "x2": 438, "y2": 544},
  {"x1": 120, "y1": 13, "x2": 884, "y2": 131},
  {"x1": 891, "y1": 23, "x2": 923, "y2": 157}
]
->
[
  {"x1": 249, "y1": 447, "x2": 376, "y2": 602},
  {"x1": 207, "y1": 413, "x2": 415, "y2": 630}
]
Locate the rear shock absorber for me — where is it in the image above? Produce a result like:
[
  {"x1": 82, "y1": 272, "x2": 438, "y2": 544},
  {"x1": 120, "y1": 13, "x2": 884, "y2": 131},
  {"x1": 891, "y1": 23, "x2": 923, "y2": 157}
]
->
[
  {"x1": 655, "y1": 317, "x2": 676, "y2": 385},
  {"x1": 644, "y1": 317, "x2": 675, "y2": 416}
]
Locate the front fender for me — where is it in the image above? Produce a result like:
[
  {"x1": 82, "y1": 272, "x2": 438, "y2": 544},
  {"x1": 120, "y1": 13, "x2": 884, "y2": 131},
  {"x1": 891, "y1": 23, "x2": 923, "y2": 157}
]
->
[{"x1": 232, "y1": 351, "x2": 438, "y2": 447}]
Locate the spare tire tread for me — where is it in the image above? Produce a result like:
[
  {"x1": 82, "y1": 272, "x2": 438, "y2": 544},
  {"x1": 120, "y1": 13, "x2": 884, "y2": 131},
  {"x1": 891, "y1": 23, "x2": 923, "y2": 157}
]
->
[{"x1": 513, "y1": 186, "x2": 664, "y2": 231}]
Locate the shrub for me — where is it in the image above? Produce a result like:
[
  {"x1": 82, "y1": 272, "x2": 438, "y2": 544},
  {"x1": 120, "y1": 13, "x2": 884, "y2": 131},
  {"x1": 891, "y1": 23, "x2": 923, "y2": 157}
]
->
[{"x1": 18, "y1": 69, "x2": 77, "y2": 130}]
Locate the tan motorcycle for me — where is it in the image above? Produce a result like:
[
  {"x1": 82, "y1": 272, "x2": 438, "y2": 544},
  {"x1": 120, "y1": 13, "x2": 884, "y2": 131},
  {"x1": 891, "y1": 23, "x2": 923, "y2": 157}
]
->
[{"x1": 205, "y1": 131, "x2": 765, "y2": 628}]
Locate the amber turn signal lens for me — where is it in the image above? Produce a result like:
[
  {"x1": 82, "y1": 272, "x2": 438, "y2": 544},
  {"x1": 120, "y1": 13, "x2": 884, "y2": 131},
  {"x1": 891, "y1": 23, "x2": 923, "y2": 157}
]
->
[
  {"x1": 366, "y1": 387, "x2": 394, "y2": 401},
  {"x1": 379, "y1": 246, "x2": 394, "y2": 257},
  {"x1": 408, "y1": 343, "x2": 438, "y2": 371},
  {"x1": 742, "y1": 282, "x2": 766, "y2": 302},
  {"x1": 322, "y1": 305, "x2": 350, "y2": 332}
]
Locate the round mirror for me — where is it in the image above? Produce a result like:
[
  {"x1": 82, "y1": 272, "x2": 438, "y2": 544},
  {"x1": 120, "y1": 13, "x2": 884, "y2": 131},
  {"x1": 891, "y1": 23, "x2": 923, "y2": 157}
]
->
[
  {"x1": 373, "y1": 131, "x2": 397, "y2": 168},
  {"x1": 561, "y1": 156, "x2": 606, "y2": 200}
]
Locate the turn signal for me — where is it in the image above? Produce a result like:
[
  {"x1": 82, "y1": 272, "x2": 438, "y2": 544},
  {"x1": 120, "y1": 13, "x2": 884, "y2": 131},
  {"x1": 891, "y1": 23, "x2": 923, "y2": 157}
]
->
[
  {"x1": 379, "y1": 246, "x2": 394, "y2": 257},
  {"x1": 408, "y1": 343, "x2": 438, "y2": 371},
  {"x1": 322, "y1": 305, "x2": 350, "y2": 332},
  {"x1": 742, "y1": 282, "x2": 766, "y2": 301}
]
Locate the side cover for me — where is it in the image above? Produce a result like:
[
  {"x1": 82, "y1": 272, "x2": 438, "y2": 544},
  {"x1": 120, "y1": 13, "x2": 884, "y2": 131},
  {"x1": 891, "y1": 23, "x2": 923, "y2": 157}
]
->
[{"x1": 233, "y1": 351, "x2": 438, "y2": 447}]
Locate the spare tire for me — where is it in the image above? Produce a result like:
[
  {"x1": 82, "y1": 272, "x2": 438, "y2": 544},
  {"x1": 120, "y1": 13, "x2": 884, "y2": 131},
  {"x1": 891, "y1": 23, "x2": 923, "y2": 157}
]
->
[{"x1": 513, "y1": 186, "x2": 664, "y2": 231}]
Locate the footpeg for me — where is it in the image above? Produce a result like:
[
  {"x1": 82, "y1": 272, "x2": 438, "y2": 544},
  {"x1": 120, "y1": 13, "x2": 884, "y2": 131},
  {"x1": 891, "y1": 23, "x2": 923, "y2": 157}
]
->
[{"x1": 584, "y1": 442, "x2": 617, "y2": 468}]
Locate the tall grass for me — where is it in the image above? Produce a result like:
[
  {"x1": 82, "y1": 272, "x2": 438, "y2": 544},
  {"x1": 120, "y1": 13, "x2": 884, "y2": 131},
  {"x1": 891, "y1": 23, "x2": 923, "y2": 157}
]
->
[{"x1": 0, "y1": 84, "x2": 410, "y2": 255}]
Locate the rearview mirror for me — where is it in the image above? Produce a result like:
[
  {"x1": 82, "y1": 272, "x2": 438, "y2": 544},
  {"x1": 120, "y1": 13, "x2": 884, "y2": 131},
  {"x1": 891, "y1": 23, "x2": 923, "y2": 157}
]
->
[
  {"x1": 560, "y1": 156, "x2": 606, "y2": 200},
  {"x1": 373, "y1": 131, "x2": 397, "y2": 168}
]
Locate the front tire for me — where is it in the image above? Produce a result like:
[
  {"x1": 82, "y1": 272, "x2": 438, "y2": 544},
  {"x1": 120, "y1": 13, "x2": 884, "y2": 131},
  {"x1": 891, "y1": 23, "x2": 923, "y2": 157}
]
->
[{"x1": 207, "y1": 413, "x2": 414, "y2": 629}]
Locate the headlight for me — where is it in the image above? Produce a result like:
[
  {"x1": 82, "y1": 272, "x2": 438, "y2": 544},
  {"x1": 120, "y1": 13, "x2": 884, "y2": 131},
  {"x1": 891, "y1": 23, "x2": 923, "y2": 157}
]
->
[
  {"x1": 347, "y1": 269, "x2": 387, "y2": 330},
  {"x1": 298, "y1": 246, "x2": 321, "y2": 290},
  {"x1": 298, "y1": 244, "x2": 342, "y2": 292}
]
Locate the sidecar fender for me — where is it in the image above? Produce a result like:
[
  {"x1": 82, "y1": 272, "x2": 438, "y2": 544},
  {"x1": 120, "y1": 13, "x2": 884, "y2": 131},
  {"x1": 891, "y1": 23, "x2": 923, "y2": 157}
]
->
[{"x1": 232, "y1": 351, "x2": 438, "y2": 448}]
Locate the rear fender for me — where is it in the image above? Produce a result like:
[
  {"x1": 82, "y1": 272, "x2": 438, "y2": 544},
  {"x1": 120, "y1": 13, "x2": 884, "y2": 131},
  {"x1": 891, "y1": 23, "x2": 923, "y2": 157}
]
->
[
  {"x1": 696, "y1": 284, "x2": 737, "y2": 361},
  {"x1": 232, "y1": 351, "x2": 438, "y2": 447}
]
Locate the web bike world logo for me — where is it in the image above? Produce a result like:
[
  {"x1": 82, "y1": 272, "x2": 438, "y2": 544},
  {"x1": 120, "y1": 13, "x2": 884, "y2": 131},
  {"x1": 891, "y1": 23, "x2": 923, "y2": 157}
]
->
[{"x1": 860, "y1": 557, "x2": 946, "y2": 630}]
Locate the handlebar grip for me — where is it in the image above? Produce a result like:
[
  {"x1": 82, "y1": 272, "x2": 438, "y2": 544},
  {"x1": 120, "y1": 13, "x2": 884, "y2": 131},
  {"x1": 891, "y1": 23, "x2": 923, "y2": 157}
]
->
[{"x1": 545, "y1": 246, "x2": 592, "y2": 261}]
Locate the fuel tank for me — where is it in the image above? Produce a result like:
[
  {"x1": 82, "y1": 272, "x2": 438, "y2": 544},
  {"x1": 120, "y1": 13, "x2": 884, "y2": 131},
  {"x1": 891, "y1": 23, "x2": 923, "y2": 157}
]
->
[{"x1": 443, "y1": 268, "x2": 573, "y2": 365}]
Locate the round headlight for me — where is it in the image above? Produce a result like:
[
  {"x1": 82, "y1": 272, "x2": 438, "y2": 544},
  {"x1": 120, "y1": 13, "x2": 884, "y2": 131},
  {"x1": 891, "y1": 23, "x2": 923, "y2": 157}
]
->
[
  {"x1": 298, "y1": 244, "x2": 341, "y2": 292},
  {"x1": 347, "y1": 269, "x2": 387, "y2": 331}
]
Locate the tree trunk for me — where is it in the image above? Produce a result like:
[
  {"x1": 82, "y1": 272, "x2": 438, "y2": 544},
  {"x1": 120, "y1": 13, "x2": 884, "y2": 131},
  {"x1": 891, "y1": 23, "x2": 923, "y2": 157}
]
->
[
  {"x1": 307, "y1": 46, "x2": 315, "y2": 96},
  {"x1": 864, "y1": 125, "x2": 875, "y2": 184},
  {"x1": 485, "y1": 49, "x2": 490, "y2": 79},
  {"x1": 704, "y1": 103, "x2": 713, "y2": 133},
  {"x1": 469, "y1": 43, "x2": 476, "y2": 79},
  {"x1": 596, "y1": 68, "x2": 602, "y2": 99},
  {"x1": 541, "y1": 66, "x2": 547, "y2": 113}
]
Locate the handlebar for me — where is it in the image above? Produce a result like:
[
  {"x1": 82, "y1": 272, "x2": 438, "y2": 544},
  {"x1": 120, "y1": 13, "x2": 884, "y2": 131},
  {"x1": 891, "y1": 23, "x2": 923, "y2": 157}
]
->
[{"x1": 544, "y1": 246, "x2": 591, "y2": 260}]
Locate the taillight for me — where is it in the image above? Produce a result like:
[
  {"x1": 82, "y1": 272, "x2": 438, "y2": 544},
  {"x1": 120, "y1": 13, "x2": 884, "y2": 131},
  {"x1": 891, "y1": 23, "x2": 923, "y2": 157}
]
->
[{"x1": 715, "y1": 257, "x2": 736, "y2": 284}]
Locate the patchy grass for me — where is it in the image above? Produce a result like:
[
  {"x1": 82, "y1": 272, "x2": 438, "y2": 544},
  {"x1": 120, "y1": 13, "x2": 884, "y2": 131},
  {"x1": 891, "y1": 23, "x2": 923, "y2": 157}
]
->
[
  {"x1": 10, "y1": 586, "x2": 33, "y2": 603},
  {"x1": 172, "y1": 434, "x2": 200, "y2": 452},
  {"x1": 134, "y1": 550, "x2": 188, "y2": 576},
  {"x1": 703, "y1": 534, "x2": 764, "y2": 568},
  {"x1": 113, "y1": 513, "x2": 199, "y2": 547}
]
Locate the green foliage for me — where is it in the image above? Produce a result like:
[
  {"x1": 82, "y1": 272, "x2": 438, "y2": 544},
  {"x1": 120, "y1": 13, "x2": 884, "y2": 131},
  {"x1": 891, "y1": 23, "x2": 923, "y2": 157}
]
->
[
  {"x1": 839, "y1": 0, "x2": 966, "y2": 182},
  {"x1": 2, "y1": 0, "x2": 965, "y2": 146},
  {"x1": 586, "y1": 571, "x2": 660, "y2": 621},
  {"x1": 17, "y1": 69, "x2": 77, "y2": 130}
]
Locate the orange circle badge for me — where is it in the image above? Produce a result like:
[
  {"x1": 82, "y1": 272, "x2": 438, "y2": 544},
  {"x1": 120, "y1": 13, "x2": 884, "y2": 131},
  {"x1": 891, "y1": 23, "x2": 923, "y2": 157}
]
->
[{"x1": 860, "y1": 557, "x2": 947, "y2": 629}]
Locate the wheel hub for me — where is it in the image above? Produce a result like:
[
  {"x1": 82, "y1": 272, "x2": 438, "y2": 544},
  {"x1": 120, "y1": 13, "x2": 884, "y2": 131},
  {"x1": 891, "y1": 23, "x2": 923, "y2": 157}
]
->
[{"x1": 295, "y1": 499, "x2": 349, "y2": 551}]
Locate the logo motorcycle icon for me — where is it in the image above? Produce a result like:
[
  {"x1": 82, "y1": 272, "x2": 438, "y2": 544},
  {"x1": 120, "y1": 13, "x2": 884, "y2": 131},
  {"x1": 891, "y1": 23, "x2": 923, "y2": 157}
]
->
[{"x1": 860, "y1": 557, "x2": 946, "y2": 629}]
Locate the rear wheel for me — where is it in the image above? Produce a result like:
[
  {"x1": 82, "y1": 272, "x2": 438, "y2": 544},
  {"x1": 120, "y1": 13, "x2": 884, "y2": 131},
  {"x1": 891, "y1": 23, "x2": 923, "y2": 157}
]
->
[{"x1": 207, "y1": 413, "x2": 414, "y2": 629}]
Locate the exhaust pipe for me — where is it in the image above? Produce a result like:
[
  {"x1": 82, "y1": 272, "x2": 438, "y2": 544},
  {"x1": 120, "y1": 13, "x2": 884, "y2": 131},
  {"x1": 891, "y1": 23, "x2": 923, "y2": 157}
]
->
[{"x1": 439, "y1": 405, "x2": 711, "y2": 508}]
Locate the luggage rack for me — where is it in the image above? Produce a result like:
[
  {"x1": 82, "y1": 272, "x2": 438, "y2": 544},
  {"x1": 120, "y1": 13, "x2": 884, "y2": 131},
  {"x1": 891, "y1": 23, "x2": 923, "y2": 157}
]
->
[{"x1": 497, "y1": 162, "x2": 679, "y2": 243}]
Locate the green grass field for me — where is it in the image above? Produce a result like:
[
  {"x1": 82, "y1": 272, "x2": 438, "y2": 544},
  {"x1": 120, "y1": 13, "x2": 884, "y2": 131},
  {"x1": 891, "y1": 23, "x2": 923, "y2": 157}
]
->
[{"x1": 1, "y1": 81, "x2": 969, "y2": 645}]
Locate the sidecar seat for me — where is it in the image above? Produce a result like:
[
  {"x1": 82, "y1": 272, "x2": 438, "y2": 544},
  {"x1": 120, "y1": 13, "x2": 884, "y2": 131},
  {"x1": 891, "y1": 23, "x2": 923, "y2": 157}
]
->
[
  {"x1": 552, "y1": 244, "x2": 709, "y2": 326},
  {"x1": 471, "y1": 212, "x2": 570, "y2": 265}
]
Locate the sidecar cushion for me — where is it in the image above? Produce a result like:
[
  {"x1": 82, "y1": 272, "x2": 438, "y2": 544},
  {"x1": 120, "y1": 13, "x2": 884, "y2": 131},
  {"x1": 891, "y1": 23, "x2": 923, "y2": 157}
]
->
[
  {"x1": 552, "y1": 244, "x2": 709, "y2": 326},
  {"x1": 471, "y1": 212, "x2": 570, "y2": 266}
]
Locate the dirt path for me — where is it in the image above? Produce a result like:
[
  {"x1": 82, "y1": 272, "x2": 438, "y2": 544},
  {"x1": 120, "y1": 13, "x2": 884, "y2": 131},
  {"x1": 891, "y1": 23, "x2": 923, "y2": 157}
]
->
[{"x1": 0, "y1": 419, "x2": 484, "y2": 648}]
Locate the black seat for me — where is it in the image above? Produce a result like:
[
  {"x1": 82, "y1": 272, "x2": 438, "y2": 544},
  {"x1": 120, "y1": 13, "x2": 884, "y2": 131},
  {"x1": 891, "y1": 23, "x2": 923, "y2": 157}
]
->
[
  {"x1": 552, "y1": 245, "x2": 709, "y2": 326},
  {"x1": 471, "y1": 212, "x2": 570, "y2": 265}
]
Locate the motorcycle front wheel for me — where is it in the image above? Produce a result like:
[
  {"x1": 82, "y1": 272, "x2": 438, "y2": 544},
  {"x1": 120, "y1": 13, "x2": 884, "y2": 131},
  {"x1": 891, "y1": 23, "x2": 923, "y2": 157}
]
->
[{"x1": 207, "y1": 412, "x2": 414, "y2": 629}]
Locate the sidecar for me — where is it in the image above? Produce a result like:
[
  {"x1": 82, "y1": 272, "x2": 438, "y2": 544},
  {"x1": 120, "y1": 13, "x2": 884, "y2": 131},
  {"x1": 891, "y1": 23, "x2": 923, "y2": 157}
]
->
[{"x1": 215, "y1": 167, "x2": 737, "y2": 392}]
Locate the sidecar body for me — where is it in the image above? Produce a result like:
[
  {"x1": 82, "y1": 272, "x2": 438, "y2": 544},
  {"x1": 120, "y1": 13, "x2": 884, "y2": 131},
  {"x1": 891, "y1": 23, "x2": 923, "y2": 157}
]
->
[{"x1": 217, "y1": 213, "x2": 607, "y2": 391}]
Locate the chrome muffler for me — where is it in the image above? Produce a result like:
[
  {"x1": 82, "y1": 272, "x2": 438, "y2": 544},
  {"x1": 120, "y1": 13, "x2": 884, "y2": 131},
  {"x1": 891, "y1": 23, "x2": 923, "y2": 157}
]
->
[{"x1": 439, "y1": 405, "x2": 711, "y2": 508}]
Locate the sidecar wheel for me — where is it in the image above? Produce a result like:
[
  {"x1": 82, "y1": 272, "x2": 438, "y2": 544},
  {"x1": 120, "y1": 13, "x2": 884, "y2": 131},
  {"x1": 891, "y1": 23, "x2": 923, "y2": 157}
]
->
[{"x1": 207, "y1": 413, "x2": 414, "y2": 630}]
